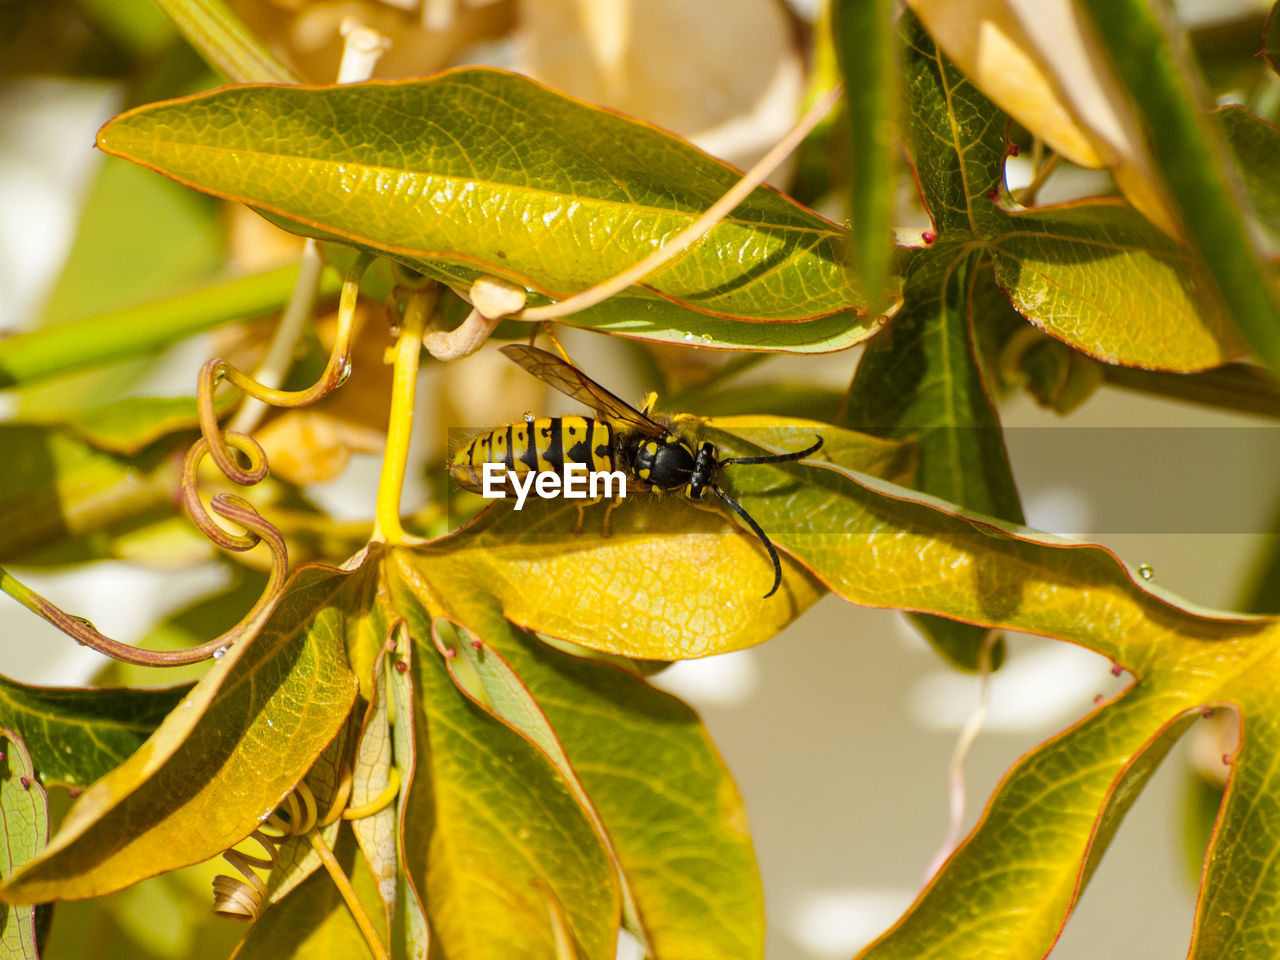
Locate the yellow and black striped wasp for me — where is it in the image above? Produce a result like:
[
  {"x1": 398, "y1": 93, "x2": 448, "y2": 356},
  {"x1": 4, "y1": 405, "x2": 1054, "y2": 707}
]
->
[{"x1": 449, "y1": 345, "x2": 822, "y2": 598}]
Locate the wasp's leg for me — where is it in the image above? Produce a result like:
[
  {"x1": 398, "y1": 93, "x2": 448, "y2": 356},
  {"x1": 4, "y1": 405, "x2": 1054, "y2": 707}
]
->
[
  {"x1": 600, "y1": 497, "x2": 620, "y2": 538},
  {"x1": 638, "y1": 390, "x2": 659, "y2": 417},
  {"x1": 533, "y1": 323, "x2": 575, "y2": 364},
  {"x1": 573, "y1": 494, "x2": 605, "y2": 536}
]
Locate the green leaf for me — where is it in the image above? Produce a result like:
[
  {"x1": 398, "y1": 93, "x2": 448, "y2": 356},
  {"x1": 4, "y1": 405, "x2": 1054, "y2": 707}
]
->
[
  {"x1": 96, "y1": 69, "x2": 871, "y2": 327},
  {"x1": 0, "y1": 264, "x2": 341, "y2": 390},
  {"x1": 646, "y1": 450, "x2": 1280, "y2": 956},
  {"x1": 1078, "y1": 0, "x2": 1280, "y2": 371},
  {"x1": 0, "y1": 566, "x2": 358, "y2": 904},
  {"x1": 35, "y1": 160, "x2": 222, "y2": 335},
  {"x1": 553, "y1": 293, "x2": 869, "y2": 354},
  {"x1": 1218, "y1": 104, "x2": 1280, "y2": 240},
  {"x1": 859, "y1": 695, "x2": 1195, "y2": 959},
  {"x1": 0, "y1": 425, "x2": 180, "y2": 564},
  {"x1": 0, "y1": 677, "x2": 188, "y2": 789},
  {"x1": 845, "y1": 247, "x2": 1023, "y2": 522},
  {"x1": 842, "y1": 245, "x2": 1019, "y2": 668},
  {"x1": 41, "y1": 397, "x2": 214, "y2": 456},
  {"x1": 150, "y1": 0, "x2": 296, "y2": 84},
  {"x1": 832, "y1": 0, "x2": 898, "y2": 311},
  {"x1": 900, "y1": 13, "x2": 1006, "y2": 237},
  {"x1": 1, "y1": 731, "x2": 47, "y2": 960},
  {"x1": 21, "y1": 148, "x2": 223, "y2": 414},
  {"x1": 390, "y1": 562, "x2": 621, "y2": 960},
  {"x1": 448, "y1": 606, "x2": 764, "y2": 960}
]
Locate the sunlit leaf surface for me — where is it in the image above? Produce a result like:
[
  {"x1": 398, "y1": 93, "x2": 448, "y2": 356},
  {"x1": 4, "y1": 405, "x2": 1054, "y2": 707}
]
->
[
  {"x1": 0, "y1": 568, "x2": 358, "y2": 902},
  {"x1": 900, "y1": 13, "x2": 1240, "y2": 371},
  {"x1": 97, "y1": 68, "x2": 872, "y2": 329}
]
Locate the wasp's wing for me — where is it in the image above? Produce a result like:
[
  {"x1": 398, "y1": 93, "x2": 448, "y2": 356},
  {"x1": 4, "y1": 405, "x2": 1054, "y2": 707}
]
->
[{"x1": 500, "y1": 344, "x2": 668, "y2": 436}]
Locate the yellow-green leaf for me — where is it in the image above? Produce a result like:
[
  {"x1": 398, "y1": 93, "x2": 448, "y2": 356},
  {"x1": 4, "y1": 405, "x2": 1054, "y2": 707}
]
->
[
  {"x1": 988, "y1": 201, "x2": 1241, "y2": 370},
  {"x1": 0, "y1": 567, "x2": 358, "y2": 904},
  {"x1": 390, "y1": 564, "x2": 621, "y2": 960},
  {"x1": 447, "y1": 605, "x2": 764, "y2": 960},
  {"x1": 96, "y1": 69, "x2": 869, "y2": 326},
  {"x1": 1, "y1": 731, "x2": 47, "y2": 960},
  {"x1": 843, "y1": 245, "x2": 1021, "y2": 668},
  {"x1": 901, "y1": 11, "x2": 1243, "y2": 371},
  {"x1": 429, "y1": 418, "x2": 911, "y2": 659}
]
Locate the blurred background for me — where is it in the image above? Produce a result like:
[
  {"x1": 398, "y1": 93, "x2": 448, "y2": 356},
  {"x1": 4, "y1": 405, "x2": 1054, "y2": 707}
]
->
[{"x1": 2, "y1": 0, "x2": 1277, "y2": 957}]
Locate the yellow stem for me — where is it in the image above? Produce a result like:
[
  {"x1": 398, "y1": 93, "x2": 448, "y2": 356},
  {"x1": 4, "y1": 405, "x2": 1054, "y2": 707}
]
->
[
  {"x1": 342, "y1": 767, "x2": 401, "y2": 820},
  {"x1": 373, "y1": 286, "x2": 435, "y2": 544},
  {"x1": 307, "y1": 828, "x2": 389, "y2": 960},
  {"x1": 220, "y1": 253, "x2": 371, "y2": 409}
]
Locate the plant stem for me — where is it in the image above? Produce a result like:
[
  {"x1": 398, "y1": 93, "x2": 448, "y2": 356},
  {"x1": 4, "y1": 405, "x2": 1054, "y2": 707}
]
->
[
  {"x1": 373, "y1": 286, "x2": 435, "y2": 545},
  {"x1": 307, "y1": 829, "x2": 389, "y2": 960}
]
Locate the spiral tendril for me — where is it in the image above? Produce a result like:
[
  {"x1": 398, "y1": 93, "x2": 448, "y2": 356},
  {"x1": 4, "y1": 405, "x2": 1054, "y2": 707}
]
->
[{"x1": 212, "y1": 785, "x2": 319, "y2": 921}]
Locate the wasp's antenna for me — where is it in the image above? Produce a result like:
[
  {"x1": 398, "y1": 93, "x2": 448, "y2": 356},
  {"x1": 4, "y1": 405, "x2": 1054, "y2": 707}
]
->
[
  {"x1": 721, "y1": 435, "x2": 823, "y2": 467},
  {"x1": 710, "y1": 485, "x2": 785, "y2": 598}
]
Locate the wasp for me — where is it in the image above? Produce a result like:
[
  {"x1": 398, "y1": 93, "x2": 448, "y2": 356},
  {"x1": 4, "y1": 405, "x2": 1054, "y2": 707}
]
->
[{"x1": 449, "y1": 345, "x2": 822, "y2": 598}]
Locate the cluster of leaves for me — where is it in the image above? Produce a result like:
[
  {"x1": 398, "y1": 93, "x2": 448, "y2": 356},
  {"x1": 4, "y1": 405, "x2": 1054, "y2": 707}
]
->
[{"x1": 2, "y1": 0, "x2": 1280, "y2": 959}]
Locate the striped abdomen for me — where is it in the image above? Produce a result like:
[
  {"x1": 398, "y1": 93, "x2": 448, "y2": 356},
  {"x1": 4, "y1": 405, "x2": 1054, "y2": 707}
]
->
[{"x1": 449, "y1": 415, "x2": 614, "y2": 495}]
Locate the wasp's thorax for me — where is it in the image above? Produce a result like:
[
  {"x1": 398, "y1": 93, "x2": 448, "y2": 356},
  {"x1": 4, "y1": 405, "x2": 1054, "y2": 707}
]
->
[{"x1": 626, "y1": 435, "x2": 722, "y2": 498}]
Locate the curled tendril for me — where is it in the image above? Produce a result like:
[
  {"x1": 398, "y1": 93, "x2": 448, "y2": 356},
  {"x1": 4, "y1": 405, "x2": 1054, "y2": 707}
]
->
[
  {"x1": 213, "y1": 784, "x2": 320, "y2": 921},
  {"x1": 195, "y1": 361, "x2": 272, "y2": 486},
  {"x1": 213, "y1": 767, "x2": 356, "y2": 921},
  {"x1": 0, "y1": 257, "x2": 373, "y2": 669},
  {"x1": 180, "y1": 436, "x2": 271, "y2": 550}
]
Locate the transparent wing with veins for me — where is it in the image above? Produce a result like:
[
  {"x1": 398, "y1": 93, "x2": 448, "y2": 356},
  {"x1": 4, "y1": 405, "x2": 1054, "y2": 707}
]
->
[{"x1": 499, "y1": 345, "x2": 669, "y2": 438}]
